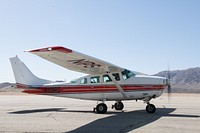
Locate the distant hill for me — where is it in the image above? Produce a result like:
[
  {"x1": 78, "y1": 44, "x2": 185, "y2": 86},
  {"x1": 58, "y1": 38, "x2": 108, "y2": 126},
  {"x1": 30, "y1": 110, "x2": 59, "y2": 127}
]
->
[
  {"x1": 0, "y1": 82, "x2": 16, "y2": 89},
  {"x1": 154, "y1": 67, "x2": 200, "y2": 93}
]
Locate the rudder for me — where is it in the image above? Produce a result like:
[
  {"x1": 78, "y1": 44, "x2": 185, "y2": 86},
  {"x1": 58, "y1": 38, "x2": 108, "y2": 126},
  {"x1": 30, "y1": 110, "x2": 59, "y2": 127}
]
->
[{"x1": 10, "y1": 56, "x2": 53, "y2": 86}]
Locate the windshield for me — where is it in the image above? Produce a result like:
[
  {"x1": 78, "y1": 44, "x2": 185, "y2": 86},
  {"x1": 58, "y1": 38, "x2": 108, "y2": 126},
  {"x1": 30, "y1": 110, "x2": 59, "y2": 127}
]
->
[{"x1": 121, "y1": 69, "x2": 135, "y2": 80}]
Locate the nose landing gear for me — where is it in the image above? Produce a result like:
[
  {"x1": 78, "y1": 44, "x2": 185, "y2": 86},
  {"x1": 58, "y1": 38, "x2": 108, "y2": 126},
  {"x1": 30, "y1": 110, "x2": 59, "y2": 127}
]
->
[
  {"x1": 146, "y1": 104, "x2": 156, "y2": 113},
  {"x1": 144, "y1": 96, "x2": 156, "y2": 114}
]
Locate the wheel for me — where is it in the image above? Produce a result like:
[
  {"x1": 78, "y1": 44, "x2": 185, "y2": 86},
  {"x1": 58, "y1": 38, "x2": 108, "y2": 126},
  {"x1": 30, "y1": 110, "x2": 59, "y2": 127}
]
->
[
  {"x1": 96, "y1": 103, "x2": 107, "y2": 114},
  {"x1": 146, "y1": 104, "x2": 156, "y2": 113},
  {"x1": 114, "y1": 101, "x2": 124, "y2": 110}
]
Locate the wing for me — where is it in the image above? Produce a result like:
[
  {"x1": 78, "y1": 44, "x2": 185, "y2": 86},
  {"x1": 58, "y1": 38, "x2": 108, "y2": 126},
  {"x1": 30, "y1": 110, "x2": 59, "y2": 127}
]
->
[{"x1": 26, "y1": 46, "x2": 124, "y2": 74}]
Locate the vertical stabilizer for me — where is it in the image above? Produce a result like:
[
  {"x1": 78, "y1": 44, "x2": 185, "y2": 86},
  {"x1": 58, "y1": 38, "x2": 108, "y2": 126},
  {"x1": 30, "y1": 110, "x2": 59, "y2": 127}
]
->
[{"x1": 10, "y1": 56, "x2": 53, "y2": 86}]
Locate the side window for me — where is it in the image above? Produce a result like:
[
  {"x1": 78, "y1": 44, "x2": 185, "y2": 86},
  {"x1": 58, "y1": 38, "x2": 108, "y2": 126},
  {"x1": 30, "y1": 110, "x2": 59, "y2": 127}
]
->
[
  {"x1": 80, "y1": 78, "x2": 87, "y2": 84},
  {"x1": 90, "y1": 76, "x2": 100, "y2": 83},
  {"x1": 112, "y1": 73, "x2": 120, "y2": 81},
  {"x1": 103, "y1": 75, "x2": 112, "y2": 82}
]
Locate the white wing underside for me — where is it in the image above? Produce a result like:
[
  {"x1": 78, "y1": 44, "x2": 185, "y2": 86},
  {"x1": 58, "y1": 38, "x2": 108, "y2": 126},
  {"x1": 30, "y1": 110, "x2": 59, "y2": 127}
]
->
[{"x1": 26, "y1": 46, "x2": 124, "y2": 75}]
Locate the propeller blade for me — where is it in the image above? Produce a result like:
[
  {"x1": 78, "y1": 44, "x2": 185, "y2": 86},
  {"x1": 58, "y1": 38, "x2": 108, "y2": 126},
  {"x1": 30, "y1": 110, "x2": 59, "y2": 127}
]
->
[{"x1": 167, "y1": 69, "x2": 172, "y2": 102}]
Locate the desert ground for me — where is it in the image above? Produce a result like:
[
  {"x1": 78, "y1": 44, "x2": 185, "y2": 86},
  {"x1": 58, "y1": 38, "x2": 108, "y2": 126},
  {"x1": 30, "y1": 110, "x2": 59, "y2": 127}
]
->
[{"x1": 0, "y1": 88, "x2": 199, "y2": 133}]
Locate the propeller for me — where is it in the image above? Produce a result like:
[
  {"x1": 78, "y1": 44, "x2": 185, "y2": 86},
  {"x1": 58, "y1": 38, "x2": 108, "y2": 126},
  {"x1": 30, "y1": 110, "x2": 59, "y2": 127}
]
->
[{"x1": 167, "y1": 67, "x2": 172, "y2": 102}]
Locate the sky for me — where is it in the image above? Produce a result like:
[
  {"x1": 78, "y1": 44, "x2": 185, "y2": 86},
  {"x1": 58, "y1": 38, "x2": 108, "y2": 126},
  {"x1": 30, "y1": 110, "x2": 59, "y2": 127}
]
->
[{"x1": 0, "y1": 0, "x2": 200, "y2": 83}]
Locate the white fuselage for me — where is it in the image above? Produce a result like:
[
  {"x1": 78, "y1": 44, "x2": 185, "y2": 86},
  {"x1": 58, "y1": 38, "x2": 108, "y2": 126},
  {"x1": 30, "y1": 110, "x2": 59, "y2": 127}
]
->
[{"x1": 22, "y1": 73, "x2": 167, "y2": 101}]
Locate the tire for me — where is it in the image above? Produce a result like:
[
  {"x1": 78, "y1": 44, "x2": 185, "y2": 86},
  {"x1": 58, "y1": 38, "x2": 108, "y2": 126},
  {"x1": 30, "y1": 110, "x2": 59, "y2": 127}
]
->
[
  {"x1": 96, "y1": 103, "x2": 107, "y2": 114},
  {"x1": 146, "y1": 104, "x2": 156, "y2": 113},
  {"x1": 114, "y1": 102, "x2": 124, "y2": 110}
]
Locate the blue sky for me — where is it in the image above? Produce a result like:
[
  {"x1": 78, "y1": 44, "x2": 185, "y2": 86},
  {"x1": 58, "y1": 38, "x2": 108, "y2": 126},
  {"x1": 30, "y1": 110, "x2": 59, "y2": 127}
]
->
[{"x1": 0, "y1": 0, "x2": 200, "y2": 83}]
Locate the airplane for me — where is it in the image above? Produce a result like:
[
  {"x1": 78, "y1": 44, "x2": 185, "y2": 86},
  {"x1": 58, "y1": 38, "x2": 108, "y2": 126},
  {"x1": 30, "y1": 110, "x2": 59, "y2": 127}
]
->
[{"x1": 10, "y1": 46, "x2": 170, "y2": 114}]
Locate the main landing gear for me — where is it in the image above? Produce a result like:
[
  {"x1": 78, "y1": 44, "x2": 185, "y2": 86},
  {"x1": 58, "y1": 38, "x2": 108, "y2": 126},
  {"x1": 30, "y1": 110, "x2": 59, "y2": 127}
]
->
[
  {"x1": 94, "y1": 101, "x2": 124, "y2": 114},
  {"x1": 95, "y1": 103, "x2": 107, "y2": 114},
  {"x1": 112, "y1": 101, "x2": 124, "y2": 110}
]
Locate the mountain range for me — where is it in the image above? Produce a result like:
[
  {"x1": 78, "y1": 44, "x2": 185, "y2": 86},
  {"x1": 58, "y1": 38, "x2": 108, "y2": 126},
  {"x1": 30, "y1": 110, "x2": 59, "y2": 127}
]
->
[
  {"x1": 1, "y1": 67, "x2": 200, "y2": 93},
  {"x1": 0, "y1": 82, "x2": 15, "y2": 89},
  {"x1": 154, "y1": 67, "x2": 200, "y2": 93}
]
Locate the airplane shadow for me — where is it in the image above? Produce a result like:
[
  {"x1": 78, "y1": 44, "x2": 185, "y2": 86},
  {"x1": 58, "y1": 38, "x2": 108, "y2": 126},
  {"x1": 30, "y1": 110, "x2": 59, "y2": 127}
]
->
[
  {"x1": 9, "y1": 108, "x2": 200, "y2": 133},
  {"x1": 67, "y1": 108, "x2": 199, "y2": 133},
  {"x1": 9, "y1": 108, "x2": 65, "y2": 114},
  {"x1": 9, "y1": 108, "x2": 119, "y2": 114}
]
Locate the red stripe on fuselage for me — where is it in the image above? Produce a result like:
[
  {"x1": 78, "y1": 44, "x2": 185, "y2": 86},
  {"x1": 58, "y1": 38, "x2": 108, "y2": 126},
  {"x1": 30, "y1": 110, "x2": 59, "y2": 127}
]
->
[{"x1": 20, "y1": 84, "x2": 166, "y2": 94}]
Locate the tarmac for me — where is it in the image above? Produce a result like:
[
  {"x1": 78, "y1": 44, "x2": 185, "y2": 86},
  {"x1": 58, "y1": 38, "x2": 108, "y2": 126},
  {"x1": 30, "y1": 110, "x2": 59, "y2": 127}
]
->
[{"x1": 0, "y1": 89, "x2": 200, "y2": 133}]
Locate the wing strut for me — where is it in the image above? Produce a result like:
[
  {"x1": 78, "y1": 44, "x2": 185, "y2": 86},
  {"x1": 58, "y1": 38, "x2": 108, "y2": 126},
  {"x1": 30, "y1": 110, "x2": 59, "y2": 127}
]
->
[{"x1": 107, "y1": 72, "x2": 129, "y2": 99}]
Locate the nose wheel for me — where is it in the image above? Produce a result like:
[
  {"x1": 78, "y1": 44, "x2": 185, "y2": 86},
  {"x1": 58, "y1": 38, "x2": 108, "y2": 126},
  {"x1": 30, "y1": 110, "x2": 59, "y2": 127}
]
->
[{"x1": 146, "y1": 104, "x2": 156, "y2": 113}]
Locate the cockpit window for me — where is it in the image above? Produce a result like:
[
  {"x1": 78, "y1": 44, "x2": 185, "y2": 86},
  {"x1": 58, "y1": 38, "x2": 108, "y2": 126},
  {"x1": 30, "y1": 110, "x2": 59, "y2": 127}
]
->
[
  {"x1": 103, "y1": 75, "x2": 112, "y2": 82},
  {"x1": 121, "y1": 69, "x2": 135, "y2": 80},
  {"x1": 90, "y1": 76, "x2": 100, "y2": 83}
]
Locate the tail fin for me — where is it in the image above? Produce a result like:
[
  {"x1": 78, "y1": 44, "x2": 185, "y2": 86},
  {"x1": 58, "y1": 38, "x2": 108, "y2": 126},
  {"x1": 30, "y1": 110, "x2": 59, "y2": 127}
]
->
[{"x1": 10, "y1": 56, "x2": 53, "y2": 87}]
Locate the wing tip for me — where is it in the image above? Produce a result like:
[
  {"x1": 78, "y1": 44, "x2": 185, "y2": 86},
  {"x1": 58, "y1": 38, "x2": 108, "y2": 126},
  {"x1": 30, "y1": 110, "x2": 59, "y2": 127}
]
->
[{"x1": 25, "y1": 46, "x2": 72, "y2": 53}]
